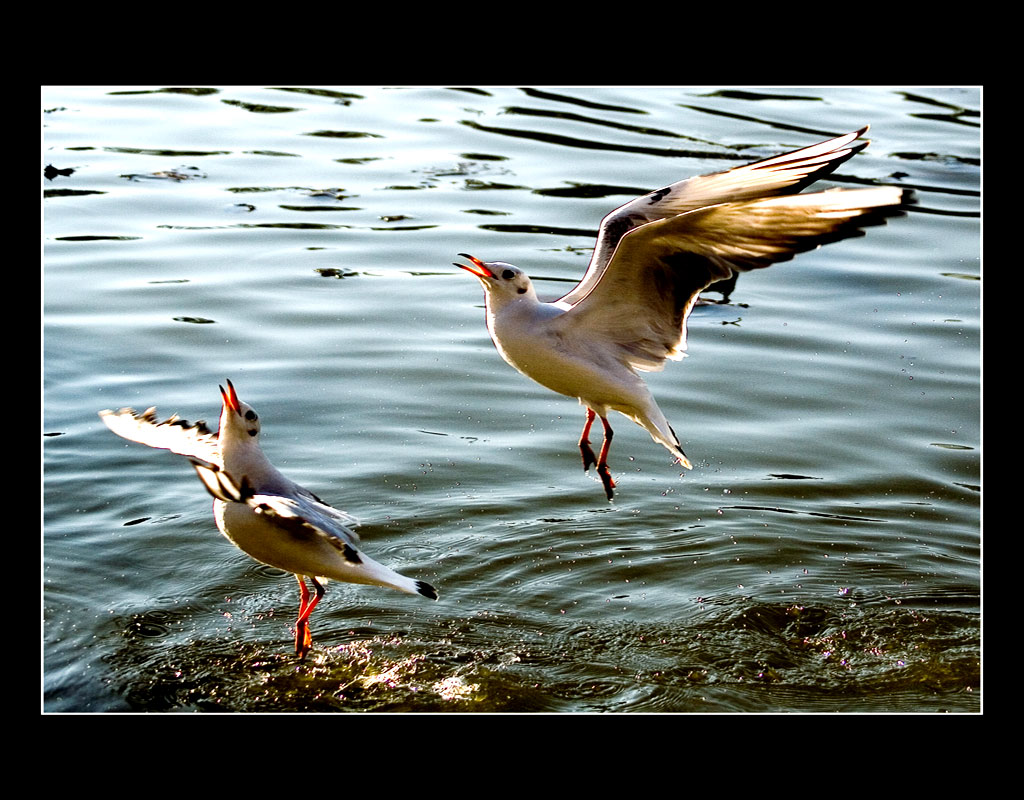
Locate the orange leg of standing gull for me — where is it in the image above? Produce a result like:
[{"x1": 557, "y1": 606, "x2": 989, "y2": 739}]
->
[
  {"x1": 294, "y1": 575, "x2": 325, "y2": 659},
  {"x1": 578, "y1": 409, "x2": 616, "y2": 500}
]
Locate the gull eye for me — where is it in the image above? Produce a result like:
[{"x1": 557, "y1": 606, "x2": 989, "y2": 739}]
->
[
  {"x1": 245, "y1": 410, "x2": 257, "y2": 421},
  {"x1": 502, "y1": 269, "x2": 515, "y2": 280}
]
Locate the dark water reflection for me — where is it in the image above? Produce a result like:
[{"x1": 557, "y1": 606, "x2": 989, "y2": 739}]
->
[{"x1": 82, "y1": 599, "x2": 976, "y2": 713}]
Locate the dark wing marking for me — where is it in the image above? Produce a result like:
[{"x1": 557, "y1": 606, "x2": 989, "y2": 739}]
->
[{"x1": 99, "y1": 406, "x2": 221, "y2": 465}]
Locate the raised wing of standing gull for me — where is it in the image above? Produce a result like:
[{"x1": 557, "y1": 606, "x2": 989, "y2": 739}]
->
[
  {"x1": 457, "y1": 126, "x2": 912, "y2": 500},
  {"x1": 99, "y1": 380, "x2": 437, "y2": 660}
]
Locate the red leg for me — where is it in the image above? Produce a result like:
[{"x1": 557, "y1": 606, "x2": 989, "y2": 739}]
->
[
  {"x1": 595, "y1": 415, "x2": 616, "y2": 501},
  {"x1": 294, "y1": 576, "x2": 310, "y2": 657},
  {"x1": 578, "y1": 408, "x2": 598, "y2": 471},
  {"x1": 294, "y1": 575, "x2": 325, "y2": 660}
]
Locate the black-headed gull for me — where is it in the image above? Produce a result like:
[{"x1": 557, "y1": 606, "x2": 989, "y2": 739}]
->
[
  {"x1": 457, "y1": 126, "x2": 911, "y2": 500},
  {"x1": 99, "y1": 380, "x2": 437, "y2": 659}
]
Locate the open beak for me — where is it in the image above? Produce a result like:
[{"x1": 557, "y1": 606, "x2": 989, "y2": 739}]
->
[
  {"x1": 454, "y1": 253, "x2": 494, "y2": 279},
  {"x1": 220, "y1": 379, "x2": 241, "y2": 414}
]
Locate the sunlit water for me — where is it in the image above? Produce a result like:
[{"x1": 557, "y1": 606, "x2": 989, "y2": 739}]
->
[{"x1": 42, "y1": 86, "x2": 981, "y2": 713}]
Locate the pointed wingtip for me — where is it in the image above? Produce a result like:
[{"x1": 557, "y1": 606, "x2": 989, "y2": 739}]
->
[{"x1": 416, "y1": 580, "x2": 439, "y2": 600}]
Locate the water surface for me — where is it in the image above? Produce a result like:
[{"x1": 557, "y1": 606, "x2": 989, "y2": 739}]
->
[{"x1": 43, "y1": 86, "x2": 981, "y2": 712}]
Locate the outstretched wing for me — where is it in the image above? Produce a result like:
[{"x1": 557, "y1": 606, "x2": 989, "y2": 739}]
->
[
  {"x1": 558, "y1": 185, "x2": 911, "y2": 372},
  {"x1": 556, "y1": 127, "x2": 873, "y2": 310},
  {"x1": 99, "y1": 406, "x2": 221, "y2": 466}
]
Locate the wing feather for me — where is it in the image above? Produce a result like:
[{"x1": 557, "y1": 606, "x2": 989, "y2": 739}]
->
[
  {"x1": 557, "y1": 127, "x2": 873, "y2": 309},
  {"x1": 247, "y1": 494, "x2": 363, "y2": 560},
  {"x1": 99, "y1": 406, "x2": 221, "y2": 466},
  {"x1": 560, "y1": 185, "x2": 910, "y2": 371}
]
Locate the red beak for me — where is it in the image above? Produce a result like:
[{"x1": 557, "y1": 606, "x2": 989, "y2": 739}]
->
[
  {"x1": 455, "y1": 253, "x2": 494, "y2": 279},
  {"x1": 220, "y1": 379, "x2": 241, "y2": 413}
]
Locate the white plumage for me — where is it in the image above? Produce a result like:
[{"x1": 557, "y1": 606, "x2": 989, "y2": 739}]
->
[
  {"x1": 457, "y1": 126, "x2": 911, "y2": 499},
  {"x1": 99, "y1": 380, "x2": 437, "y2": 659}
]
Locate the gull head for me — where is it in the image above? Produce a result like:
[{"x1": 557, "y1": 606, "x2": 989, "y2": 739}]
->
[
  {"x1": 219, "y1": 379, "x2": 262, "y2": 443},
  {"x1": 455, "y1": 253, "x2": 536, "y2": 304}
]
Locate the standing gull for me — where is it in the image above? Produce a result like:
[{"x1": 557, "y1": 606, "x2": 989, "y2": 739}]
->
[
  {"x1": 99, "y1": 380, "x2": 437, "y2": 659},
  {"x1": 457, "y1": 126, "x2": 911, "y2": 500}
]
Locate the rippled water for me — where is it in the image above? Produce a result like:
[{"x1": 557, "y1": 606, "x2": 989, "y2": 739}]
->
[{"x1": 42, "y1": 86, "x2": 981, "y2": 713}]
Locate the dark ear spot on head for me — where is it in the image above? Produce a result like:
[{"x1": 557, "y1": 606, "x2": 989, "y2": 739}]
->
[
  {"x1": 517, "y1": 287, "x2": 527, "y2": 294},
  {"x1": 248, "y1": 429, "x2": 257, "y2": 437}
]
